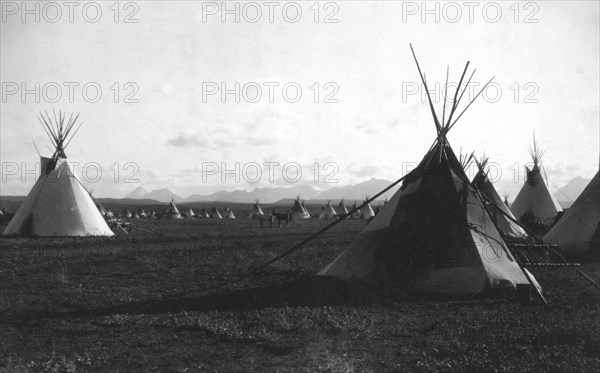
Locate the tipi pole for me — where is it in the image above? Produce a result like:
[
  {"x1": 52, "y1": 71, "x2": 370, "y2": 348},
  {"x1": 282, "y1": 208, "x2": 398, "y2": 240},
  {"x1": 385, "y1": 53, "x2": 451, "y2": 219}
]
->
[{"x1": 237, "y1": 173, "x2": 409, "y2": 283}]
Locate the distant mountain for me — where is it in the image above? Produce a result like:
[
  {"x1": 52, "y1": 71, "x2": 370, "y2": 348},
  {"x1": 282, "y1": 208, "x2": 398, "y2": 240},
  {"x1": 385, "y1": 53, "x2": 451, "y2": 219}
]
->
[
  {"x1": 125, "y1": 186, "x2": 149, "y2": 199},
  {"x1": 145, "y1": 189, "x2": 183, "y2": 203},
  {"x1": 123, "y1": 178, "x2": 400, "y2": 204},
  {"x1": 315, "y1": 178, "x2": 396, "y2": 201},
  {"x1": 556, "y1": 176, "x2": 592, "y2": 203},
  {"x1": 185, "y1": 185, "x2": 319, "y2": 203}
]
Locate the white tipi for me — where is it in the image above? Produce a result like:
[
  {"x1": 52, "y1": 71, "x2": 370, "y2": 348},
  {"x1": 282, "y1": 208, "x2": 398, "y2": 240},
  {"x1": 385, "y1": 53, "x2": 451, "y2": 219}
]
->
[
  {"x1": 511, "y1": 137, "x2": 562, "y2": 227},
  {"x1": 544, "y1": 171, "x2": 599, "y2": 259},
  {"x1": 338, "y1": 199, "x2": 349, "y2": 215},
  {"x1": 357, "y1": 197, "x2": 375, "y2": 220},
  {"x1": 318, "y1": 201, "x2": 337, "y2": 219},
  {"x1": 2, "y1": 111, "x2": 114, "y2": 237},
  {"x1": 224, "y1": 207, "x2": 236, "y2": 219},
  {"x1": 290, "y1": 197, "x2": 310, "y2": 219},
  {"x1": 248, "y1": 200, "x2": 265, "y2": 219},
  {"x1": 165, "y1": 200, "x2": 182, "y2": 219}
]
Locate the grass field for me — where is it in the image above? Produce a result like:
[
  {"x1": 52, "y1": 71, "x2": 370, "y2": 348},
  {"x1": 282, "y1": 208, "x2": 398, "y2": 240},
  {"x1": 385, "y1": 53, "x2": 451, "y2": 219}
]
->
[{"x1": 1, "y1": 218, "x2": 599, "y2": 372}]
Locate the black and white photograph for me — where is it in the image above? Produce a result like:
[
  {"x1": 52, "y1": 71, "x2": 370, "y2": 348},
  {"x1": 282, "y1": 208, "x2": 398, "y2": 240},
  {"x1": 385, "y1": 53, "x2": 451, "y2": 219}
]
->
[{"x1": 1, "y1": 1, "x2": 599, "y2": 371}]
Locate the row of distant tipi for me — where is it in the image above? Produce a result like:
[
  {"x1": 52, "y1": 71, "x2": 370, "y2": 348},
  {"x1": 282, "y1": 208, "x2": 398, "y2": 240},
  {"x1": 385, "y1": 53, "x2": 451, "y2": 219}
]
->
[{"x1": 105, "y1": 202, "x2": 237, "y2": 220}]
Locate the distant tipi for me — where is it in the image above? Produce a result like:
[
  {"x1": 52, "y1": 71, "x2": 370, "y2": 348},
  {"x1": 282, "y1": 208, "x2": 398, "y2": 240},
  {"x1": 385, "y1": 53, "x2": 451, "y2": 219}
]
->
[
  {"x1": 511, "y1": 137, "x2": 562, "y2": 227},
  {"x1": 165, "y1": 200, "x2": 182, "y2": 219},
  {"x1": 2, "y1": 111, "x2": 114, "y2": 237},
  {"x1": 544, "y1": 171, "x2": 599, "y2": 259},
  {"x1": 290, "y1": 197, "x2": 310, "y2": 219},
  {"x1": 248, "y1": 200, "x2": 264, "y2": 219},
  {"x1": 318, "y1": 201, "x2": 337, "y2": 219}
]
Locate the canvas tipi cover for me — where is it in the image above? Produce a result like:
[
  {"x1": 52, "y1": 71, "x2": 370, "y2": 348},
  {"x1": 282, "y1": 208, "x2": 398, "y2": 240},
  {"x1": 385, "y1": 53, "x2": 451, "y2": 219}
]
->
[
  {"x1": 472, "y1": 159, "x2": 526, "y2": 238},
  {"x1": 318, "y1": 201, "x2": 337, "y2": 219},
  {"x1": 224, "y1": 208, "x2": 236, "y2": 219},
  {"x1": 511, "y1": 141, "x2": 562, "y2": 225},
  {"x1": 290, "y1": 197, "x2": 310, "y2": 219},
  {"x1": 357, "y1": 199, "x2": 375, "y2": 220},
  {"x1": 544, "y1": 172, "x2": 599, "y2": 259},
  {"x1": 3, "y1": 160, "x2": 114, "y2": 237},
  {"x1": 338, "y1": 199, "x2": 349, "y2": 215},
  {"x1": 211, "y1": 207, "x2": 222, "y2": 219},
  {"x1": 186, "y1": 208, "x2": 196, "y2": 218},
  {"x1": 248, "y1": 200, "x2": 265, "y2": 219},
  {"x1": 3, "y1": 111, "x2": 113, "y2": 237},
  {"x1": 319, "y1": 49, "x2": 538, "y2": 295},
  {"x1": 165, "y1": 200, "x2": 182, "y2": 219}
]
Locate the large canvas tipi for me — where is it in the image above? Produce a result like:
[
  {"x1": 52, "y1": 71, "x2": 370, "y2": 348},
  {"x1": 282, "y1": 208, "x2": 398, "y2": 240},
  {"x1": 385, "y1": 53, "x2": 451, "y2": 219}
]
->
[
  {"x1": 2, "y1": 111, "x2": 114, "y2": 237},
  {"x1": 248, "y1": 200, "x2": 265, "y2": 219},
  {"x1": 544, "y1": 172, "x2": 599, "y2": 259},
  {"x1": 165, "y1": 200, "x2": 182, "y2": 219},
  {"x1": 472, "y1": 157, "x2": 526, "y2": 238},
  {"x1": 511, "y1": 138, "x2": 562, "y2": 226},
  {"x1": 318, "y1": 201, "x2": 337, "y2": 219},
  {"x1": 319, "y1": 48, "x2": 539, "y2": 295},
  {"x1": 290, "y1": 197, "x2": 310, "y2": 219}
]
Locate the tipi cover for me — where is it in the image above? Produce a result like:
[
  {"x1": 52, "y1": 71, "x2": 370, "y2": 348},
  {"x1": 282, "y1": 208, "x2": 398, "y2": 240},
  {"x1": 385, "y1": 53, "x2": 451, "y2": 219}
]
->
[
  {"x1": 338, "y1": 199, "x2": 349, "y2": 215},
  {"x1": 211, "y1": 207, "x2": 222, "y2": 219},
  {"x1": 350, "y1": 202, "x2": 361, "y2": 219},
  {"x1": 186, "y1": 208, "x2": 196, "y2": 218},
  {"x1": 2, "y1": 111, "x2": 113, "y2": 237},
  {"x1": 319, "y1": 49, "x2": 538, "y2": 295},
  {"x1": 165, "y1": 200, "x2": 182, "y2": 219},
  {"x1": 544, "y1": 172, "x2": 599, "y2": 259},
  {"x1": 357, "y1": 199, "x2": 375, "y2": 220},
  {"x1": 248, "y1": 200, "x2": 265, "y2": 219},
  {"x1": 511, "y1": 139, "x2": 562, "y2": 225},
  {"x1": 290, "y1": 197, "x2": 310, "y2": 219},
  {"x1": 472, "y1": 158, "x2": 526, "y2": 238},
  {"x1": 224, "y1": 208, "x2": 236, "y2": 219},
  {"x1": 318, "y1": 201, "x2": 337, "y2": 219}
]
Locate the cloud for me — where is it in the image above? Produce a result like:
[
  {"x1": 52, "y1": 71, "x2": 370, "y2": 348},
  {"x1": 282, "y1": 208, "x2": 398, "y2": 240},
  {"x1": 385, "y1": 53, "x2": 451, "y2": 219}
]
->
[
  {"x1": 355, "y1": 165, "x2": 380, "y2": 178},
  {"x1": 166, "y1": 133, "x2": 206, "y2": 148}
]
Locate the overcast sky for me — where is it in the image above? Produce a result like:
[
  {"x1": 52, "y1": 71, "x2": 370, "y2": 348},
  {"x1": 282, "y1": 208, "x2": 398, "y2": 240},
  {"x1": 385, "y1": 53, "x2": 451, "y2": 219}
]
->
[{"x1": 1, "y1": 1, "x2": 598, "y2": 199}]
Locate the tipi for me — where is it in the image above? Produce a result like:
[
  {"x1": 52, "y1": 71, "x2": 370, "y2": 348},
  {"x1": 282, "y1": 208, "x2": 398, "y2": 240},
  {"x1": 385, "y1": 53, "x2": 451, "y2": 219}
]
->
[
  {"x1": 210, "y1": 207, "x2": 222, "y2": 219},
  {"x1": 121, "y1": 209, "x2": 132, "y2": 218},
  {"x1": 138, "y1": 208, "x2": 147, "y2": 218},
  {"x1": 472, "y1": 157, "x2": 527, "y2": 238},
  {"x1": 319, "y1": 48, "x2": 540, "y2": 295},
  {"x1": 350, "y1": 201, "x2": 361, "y2": 219},
  {"x1": 338, "y1": 199, "x2": 349, "y2": 215},
  {"x1": 224, "y1": 207, "x2": 236, "y2": 219},
  {"x1": 318, "y1": 201, "x2": 337, "y2": 219},
  {"x1": 290, "y1": 197, "x2": 310, "y2": 219},
  {"x1": 248, "y1": 200, "x2": 265, "y2": 219},
  {"x1": 147, "y1": 209, "x2": 156, "y2": 219},
  {"x1": 511, "y1": 137, "x2": 562, "y2": 227},
  {"x1": 544, "y1": 172, "x2": 599, "y2": 259},
  {"x1": 165, "y1": 200, "x2": 182, "y2": 219},
  {"x1": 186, "y1": 208, "x2": 196, "y2": 219},
  {"x1": 131, "y1": 210, "x2": 140, "y2": 219},
  {"x1": 357, "y1": 197, "x2": 375, "y2": 220},
  {"x1": 199, "y1": 208, "x2": 210, "y2": 218},
  {"x1": 2, "y1": 111, "x2": 114, "y2": 237}
]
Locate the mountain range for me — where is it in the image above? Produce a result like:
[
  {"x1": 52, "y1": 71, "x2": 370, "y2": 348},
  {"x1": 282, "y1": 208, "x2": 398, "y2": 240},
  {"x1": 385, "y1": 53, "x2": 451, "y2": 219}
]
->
[{"x1": 125, "y1": 178, "x2": 400, "y2": 204}]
